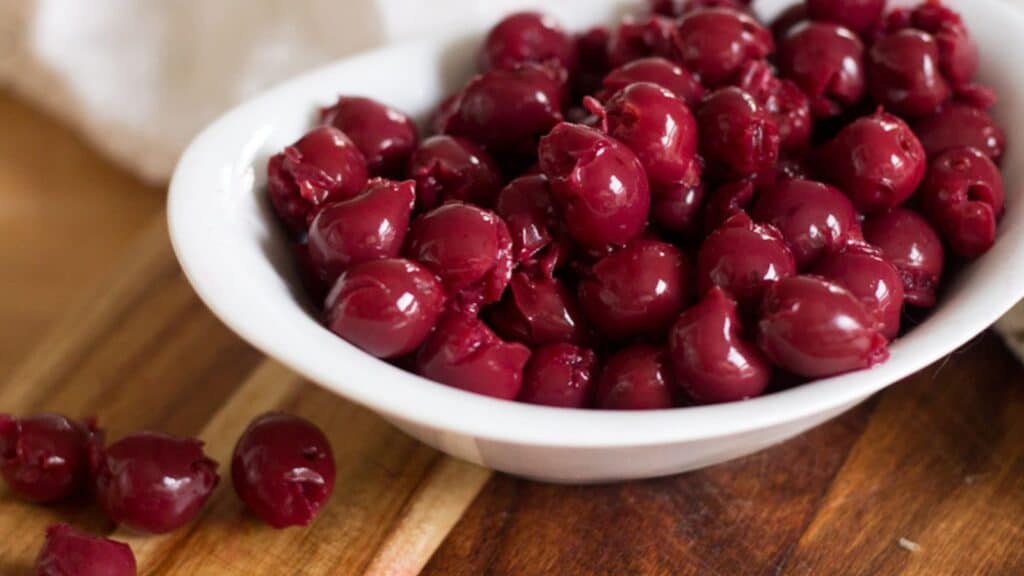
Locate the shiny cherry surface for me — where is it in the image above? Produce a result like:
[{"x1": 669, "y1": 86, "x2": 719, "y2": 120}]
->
[
  {"x1": 538, "y1": 122, "x2": 651, "y2": 250},
  {"x1": 519, "y1": 343, "x2": 599, "y2": 408},
  {"x1": 493, "y1": 174, "x2": 560, "y2": 264},
  {"x1": 480, "y1": 12, "x2": 576, "y2": 73},
  {"x1": 806, "y1": 0, "x2": 884, "y2": 36},
  {"x1": 415, "y1": 311, "x2": 532, "y2": 400},
  {"x1": 0, "y1": 413, "x2": 97, "y2": 503},
  {"x1": 698, "y1": 213, "x2": 797, "y2": 309},
  {"x1": 777, "y1": 22, "x2": 865, "y2": 118},
  {"x1": 651, "y1": 162, "x2": 705, "y2": 237},
  {"x1": 736, "y1": 60, "x2": 813, "y2": 152},
  {"x1": 698, "y1": 87, "x2": 780, "y2": 179},
  {"x1": 35, "y1": 524, "x2": 136, "y2": 576},
  {"x1": 267, "y1": 126, "x2": 369, "y2": 234},
  {"x1": 487, "y1": 269, "x2": 587, "y2": 347},
  {"x1": 319, "y1": 96, "x2": 418, "y2": 177},
  {"x1": 407, "y1": 135, "x2": 502, "y2": 211},
  {"x1": 231, "y1": 412, "x2": 335, "y2": 528},
  {"x1": 669, "y1": 287, "x2": 771, "y2": 404},
  {"x1": 862, "y1": 208, "x2": 945, "y2": 308},
  {"x1": 913, "y1": 103, "x2": 1006, "y2": 163},
  {"x1": 887, "y1": 1, "x2": 978, "y2": 87},
  {"x1": 307, "y1": 178, "x2": 415, "y2": 284},
  {"x1": 811, "y1": 242, "x2": 905, "y2": 340},
  {"x1": 868, "y1": 29, "x2": 951, "y2": 118},
  {"x1": 92, "y1": 432, "x2": 219, "y2": 534},
  {"x1": 752, "y1": 178, "x2": 859, "y2": 268},
  {"x1": 671, "y1": 7, "x2": 774, "y2": 87},
  {"x1": 821, "y1": 111, "x2": 926, "y2": 213},
  {"x1": 324, "y1": 258, "x2": 445, "y2": 359},
  {"x1": 757, "y1": 275, "x2": 889, "y2": 378},
  {"x1": 599, "y1": 57, "x2": 705, "y2": 106},
  {"x1": 607, "y1": 14, "x2": 676, "y2": 68},
  {"x1": 596, "y1": 345, "x2": 676, "y2": 410},
  {"x1": 920, "y1": 146, "x2": 1005, "y2": 258}
]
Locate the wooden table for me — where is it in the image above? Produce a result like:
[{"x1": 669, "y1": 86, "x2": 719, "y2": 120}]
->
[{"x1": 1, "y1": 91, "x2": 1022, "y2": 575}]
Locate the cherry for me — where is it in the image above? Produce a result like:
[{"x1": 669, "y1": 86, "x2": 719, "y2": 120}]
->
[
  {"x1": 777, "y1": 22, "x2": 865, "y2": 118},
  {"x1": 319, "y1": 96, "x2": 418, "y2": 177},
  {"x1": 735, "y1": 60, "x2": 813, "y2": 152},
  {"x1": 697, "y1": 213, "x2": 797, "y2": 309},
  {"x1": 480, "y1": 12, "x2": 576, "y2": 73},
  {"x1": 519, "y1": 343, "x2": 599, "y2": 408},
  {"x1": 868, "y1": 29, "x2": 951, "y2": 118},
  {"x1": 596, "y1": 345, "x2": 676, "y2": 410},
  {"x1": 34, "y1": 524, "x2": 136, "y2": 576},
  {"x1": 806, "y1": 0, "x2": 885, "y2": 37},
  {"x1": 607, "y1": 14, "x2": 676, "y2": 68},
  {"x1": 598, "y1": 57, "x2": 705, "y2": 106},
  {"x1": 703, "y1": 178, "x2": 757, "y2": 235},
  {"x1": 697, "y1": 87, "x2": 780, "y2": 179},
  {"x1": 811, "y1": 242, "x2": 905, "y2": 340},
  {"x1": 407, "y1": 135, "x2": 503, "y2": 211},
  {"x1": 0, "y1": 413, "x2": 99, "y2": 503},
  {"x1": 651, "y1": 162, "x2": 705, "y2": 238},
  {"x1": 886, "y1": 1, "x2": 978, "y2": 88},
  {"x1": 913, "y1": 103, "x2": 1006, "y2": 163},
  {"x1": 862, "y1": 208, "x2": 945, "y2": 308},
  {"x1": 671, "y1": 7, "x2": 773, "y2": 87},
  {"x1": 919, "y1": 146, "x2": 1005, "y2": 258},
  {"x1": 493, "y1": 174, "x2": 560, "y2": 264},
  {"x1": 487, "y1": 269, "x2": 587, "y2": 347}
]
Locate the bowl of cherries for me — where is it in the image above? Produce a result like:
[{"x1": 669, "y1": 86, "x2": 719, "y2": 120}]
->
[{"x1": 169, "y1": 0, "x2": 1024, "y2": 482}]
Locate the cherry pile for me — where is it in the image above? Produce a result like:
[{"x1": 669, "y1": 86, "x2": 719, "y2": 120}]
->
[{"x1": 271, "y1": 0, "x2": 1006, "y2": 411}]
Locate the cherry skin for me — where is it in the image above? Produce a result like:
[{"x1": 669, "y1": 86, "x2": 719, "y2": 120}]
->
[
  {"x1": 919, "y1": 146, "x2": 1005, "y2": 258},
  {"x1": 752, "y1": 178, "x2": 859, "y2": 268},
  {"x1": 34, "y1": 524, "x2": 136, "y2": 576},
  {"x1": 324, "y1": 258, "x2": 446, "y2": 359},
  {"x1": 596, "y1": 345, "x2": 676, "y2": 410},
  {"x1": 811, "y1": 242, "x2": 905, "y2": 340},
  {"x1": 887, "y1": 1, "x2": 978, "y2": 88},
  {"x1": 697, "y1": 213, "x2": 797, "y2": 309},
  {"x1": 771, "y1": 4, "x2": 809, "y2": 40},
  {"x1": 703, "y1": 178, "x2": 756, "y2": 235},
  {"x1": 307, "y1": 178, "x2": 416, "y2": 284},
  {"x1": 538, "y1": 122, "x2": 651, "y2": 251},
  {"x1": 231, "y1": 412, "x2": 335, "y2": 528},
  {"x1": 862, "y1": 208, "x2": 945, "y2": 308},
  {"x1": 493, "y1": 174, "x2": 560, "y2": 264},
  {"x1": 697, "y1": 87, "x2": 780, "y2": 179},
  {"x1": 487, "y1": 269, "x2": 587, "y2": 347},
  {"x1": 598, "y1": 57, "x2": 705, "y2": 106},
  {"x1": 671, "y1": 7, "x2": 774, "y2": 88},
  {"x1": 607, "y1": 14, "x2": 676, "y2": 68},
  {"x1": 757, "y1": 275, "x2": 889, "y2": 378},
  {"x1": 806, "y1": 0, "x2": 885, "y2": 37},
  {"x1": 518, "y1": 343, "x2": 599, "y2": 408},
  {"x1": 777, "y1": 22, "x2": 865, "y2": 118},
  {"x1": 91, "y1": 432, "x2": 219, "y2": 534},
  {"x1": 735, "y1": 60, "x2": 813, "y2": 152},
  {"x1": 319, "y1": 96, "x2": 418, "y2": 178},
  {"x1": 480, "y1": 12, "x2": 576, "y2": 73},
  {"x1": 868, "y1": 29, "x2": 951, "y2": 118},
  {"x1": 820, "y1": 111, "x2": 926, "y2": 213},
  {"x1": 573, "y1": 26, "x2": 612, "y2": 98},
  {"x1": 407, "y1": 135, "x2": 503, "y2": 211},
  {"x1": 267, "y1": 127, "x2": 369, "y2": 235},
  {"x1": 0, "y1": 413, "x2": 98, "y2": 503},
  {"x1": 651, "y1": 162, "x2": 705, "y2": 238},
  {"x1": 415, "y1": 311, "x2": 532, "y2": 400},
  {"x1": 668, "y1": 287, "x2": 771, "y2": 404},
  {"x1": 913, "y1": 104, "x2": 1006, "y2": 163}
]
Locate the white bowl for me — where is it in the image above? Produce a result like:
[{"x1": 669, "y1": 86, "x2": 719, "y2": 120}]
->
[{"x1": 169, "y1": 0, "x2": 1024, "y2": 483}]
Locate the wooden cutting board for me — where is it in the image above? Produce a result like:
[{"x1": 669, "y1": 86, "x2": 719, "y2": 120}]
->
[{"x1": 1, "y1": 94, "x2": 1023, "y2": 575}]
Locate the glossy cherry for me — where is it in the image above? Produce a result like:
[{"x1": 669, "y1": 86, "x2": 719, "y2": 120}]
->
[
  {"x1": 307, "y1": 178, "x2": 415, "y2": 284},
  {"x1": 0, "y1": 413, "x2": 98, "y2": 503},
  {"x1": 407, "y1": 135, "x2": 502, "y2": 211},
  {"x1": 487, "y1": 269, "x2": 587, "y2": 347},
  {"x1": 777, "y1": 22, "x2": 865, "y2": 118},
  {"x1": 771, "y1": 4, "x2": 809, "y2": 40},
  {"x1": 919, "y1": 146, "x2": 1005, "y2": 258},
  {"x1": 671, "y1": 7, "x2": 774, "y2": 88},
  {"x1": 887, "y1": 1, "x2": 978, "y2": 88},
  {"x1": 697, "y1": 87, "x2": 780, "y2": 179},
  {"x1": 697, "y1": 213, "x2": 797, "y2": 309},
  {"x1": 35, "y1": 524, "x2": 136, "y2": 576},
  {"x1": 231, "y1": 412, "x2": 335, "y2": 528},
  {"x1": 752, "y1": 178, "x2": 859, "y2": 268},
  {"x1": 806, "y1": 0, "x2": 884, "y2": 36},
  {"x1": 324, "y1": 258, "x2": 446, "y2": 359},
  {"x1": 596, "y1": 345, "x2": 676, "y2": 410},
  {"x1": 862, "y1": 208, "x2": 945, "y2": 308},
  {"x1": 868, "y1": 29, "x2": 950, "y2": 118},
  {"x1": 267, "y1": 126, "x2": 369, "y2": 234},
  {"x1": 607, "y1": 14, "x2": 676, "y2": 68},
  {"x1": 811, "y1": 242, "x2": 905, "y2": 340},
  {"x1": 415, "y1": 311, "x2": 532, "y2": 400},
  {"x1": 538, "y1": 122, "x2": 651, "y2": 251},
  {"x1": 913, "y1": 103, "x2": 1006, "y2": 163},
  {"x1": 598, "y1": 57, "x2": 705, "y2": 106},
  {"x1": 91, "y1": 432, "x2": 219, "y2": 534},
  {"x1": 493, "y1": 174, "x2": 560, "y2": 264},
  {"x1": 518, "y1": 343, "x2": 599, "y2": 408},
  {"x1": 319, "y1": 96, "x2": 418, "y2": 177},
  {"x1": 820, "y1": 111, "x2": 926, "y2": 213},
  {"x1": 668, "y1": 287, "x2": 771, "y2": 404},
  {"x1": 757, "y1": 275, "x2": 889, "y2": 378},
  {"x1": 736, "y1": 60, "x2": 813, "y2": 152},
  {"x1": 651, "y1": 162, "x2": 705, "y2": 237},
  {"x1": 480, "y1": 12, "x2": 576, "y2": 73}
]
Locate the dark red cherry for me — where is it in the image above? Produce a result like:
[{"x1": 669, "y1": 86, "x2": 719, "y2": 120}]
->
[
  {"x1": 671, "y1": 7, "x2": 774, "y2": 88},
  {"x1": 407, "y1": 135, "x2": 503, "y2": 211},
  {"x1": 752, "y1": 178, "x2": 859, "y2": 268},
  {"x1": 868, "y1": 29, "x2": 951, "y2": 118},
  {"x1": 919, "y1": 147, "x2": 1005, "y2": 258},
  {"x1": 518, "y1": 343, "x2": 599, "y2": 408},
  {"x1": 811, "y1": 242, "x2": 905, "y2": 340},
  {"x1": 579, "y1": 239, "x2": 691, "y2": 340},
  {"x1": 91, "y1": 432, "x2": 219, "y2": 534},
  {"x1": 307, "y1": 178, "x2": 415, "y2": 284},
  {"x1": 607, "y1": 14, "x2": 676, "y2": 68},
  {"x1": 480, "y1": 12, "x2": 576, "y2": 73},
  {"x1": 757, "y1": 275, "x2": 889, "y2": 378},
  {"x1": 887, "y1": 1, "x2": 978, "y2": 88},
  {"x1": 35, "y1": 524, "x2": 136, "y2": 576},
  {"x1": 703, "y1": 178, "x2": 756, "y2": 234},
  {"x1": 415, "y1": 311, "x2": 531, "y2": 400},
  {"x1": 677, "y1": 0, "x2": 752, "y2": 14},
  {"x1": 735, "y1": 60, "x2": 813, "y2": 151},
  {"x1": 487, "y1": 269, "x2": 587, "y2": 347},
  {"x1": 820, "y1": 111, "x2": 926, "y2": 213},
  {"x1": 806, "y1": 0, "x2": 885, "y2": 36},
  {"x1": 771, "y1": 4, "x2": 809, "y2": 40},
  {"x1": 231, "y1": 412, "x2": 335, "y2": 528},
  {"x1": 267, "y1": 126, "x2": 369, "y2": 234},
  {"x1": 405, "y1": 202, "x2": 513, "y2": 310},
  {"x1": 538, "y1": 122, "x2": 651, "y2": 251},
  {"x1": 573, "y1": 26, "x2": 612, "y2": 98},
  {"x1": 493, "y1": 174, "x2": 559, "y2": 264},
  {"x1": 324, "y1": 258, "x2": 445, "y2": 359},
  {"x1": 862, "y1": 208, "x2": 945, "y2": 308},
  {"x1": 697, "y1": 87, "x2": 780, "y2": 179},
  {"x1": 697, "y1": 213, "x2": 797, "y2": 309},
  {"x1": 777, "y1": 22, "x2": 865, "y2": 118},
  {"x1": 596, "y1": 345, "x2": 676, "y2": 410},
  {"x1": 668, "y1": 287, "x2": 771, "y2": 404},
  {"x1": 0, "y1": 413, "x2": 98, "y2": 503},
  {"x1": 651, "y1": 162, "x2": 705, "y2": 237},
  {"x1": 319, "y1": 96, "x2": 418, "y2": 177},
  {"x1": 599, "y1": 57, "x2": 705, "y2": 106},
  {"x1": 913, "y1": 103, "x2": 1006, "y2": 163}
]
